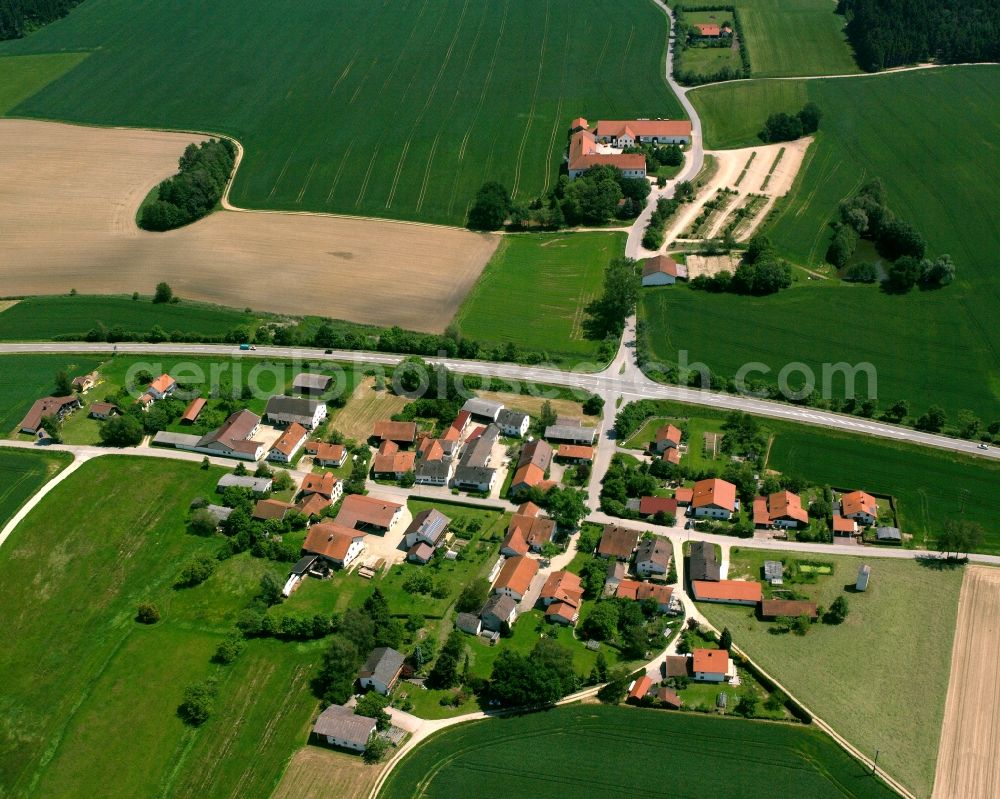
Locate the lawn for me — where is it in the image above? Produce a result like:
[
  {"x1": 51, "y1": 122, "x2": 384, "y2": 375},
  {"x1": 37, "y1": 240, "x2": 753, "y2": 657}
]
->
[
  {"x1": 731, "y1": 0, "x2": 859, "y2": 77},
  {"x1": 453, "y1": 232, "x2": 625, "y2": 364},
  {"x1": 0, "y1": 353, "x2": 105, "y2": 435},
  {"x1": 0, "y1": 447, "x2": 71, "y2": 530},
  {"x1": 378, "y1": 704, "x2": 897, "y2": 798},
  {"x1": 0, "y1": 456, "x2": 326, "y2": 799},
  {"x1": 1, "y1": 0, "x2": 683, "y2": 226},
  {"x1": 622, "y1": 414, "x2": 725, "y2": 472},
  {"x1": 0, "y1": 52, "x2": 88, "y2": 114},
  {"x1": 678, "y1": 69, "x2": 1000, "y2": 422},
  {"x1": 0, "y1": 295, "x2": 257, "y2": 341},
  {"x1": 697, "y1": 550, "x2": 963, "y2": 798}
]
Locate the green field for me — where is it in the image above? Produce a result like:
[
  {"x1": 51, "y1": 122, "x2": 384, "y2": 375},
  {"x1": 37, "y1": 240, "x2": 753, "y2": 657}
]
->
[
  {"x1": 1, "y1": 0, "x2": 682, "y2": 226},
  {"x1": 653, "y1": 67, "x2": 1000, "y2": 419},
  {"x1": 732, "y1": 0, "x2": 859, "y2": 77},
  {"x1": 0, "y1": 448, "x2": 71, "y2": 529},
  {"x1": 453, "y1": 232, "x2": 624, "y2": 363},
  {"x1": 699, "y1": 552, "x2": 962, "y2": 798},
  {"x1": 379, "y1": 704, "x2": 896, "y2": 798},
  {"x1": 0, "y1": 457, "x2": 324, "y2": 798},
  {"x1": 0, "y1": 52, "x2": 88, "y2": 114},
  {"x1": 0, "y1": 354, "x2": 105, "y2": 435},
  {"x1": 0, "y1": 295, "x2": 257, "y2": 341}
]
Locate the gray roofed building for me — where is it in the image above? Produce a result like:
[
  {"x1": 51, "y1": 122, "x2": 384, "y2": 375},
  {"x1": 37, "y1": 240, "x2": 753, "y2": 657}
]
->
[
  {"x1": 764, "y1": 560, "x2": 784, "y2": 585},
  {"x1": 265, "y1": 395, "x2": 327, "y2": 429},
  {"x1": 453, "y1": 424, "x2": 500, "y2": 491},
  {"x1": 152, "y1": 431, "x2": 202, "y2": 449},
  {"x1": 544, "y1": 423, "x2": 596, "y2": 445},
  {"x1": 462, "y1": 397, "x2": 504, "y2": 422},
  {"x1": 496, "y1": 408, "x2": 530, "y2": 437},
  {"x1": 518, "y1": 439, "x2": 553, "y2": 471},
  {"x1": 291, "y1": 555, "x2": 318, "y2": 576},
  {"x1": 635, "y1": 537, "x2": 672, "y2": 577},
  {"x1": 359, "y1": 647, "x2": 405, "y2": 695},
  {"x1": 876, "y1": 526, "x2": 902, "y2": 542},
  {"x1": 688, "y1": 540, "x2": 720, "y2": 581},
  {"x1": 480, "y1": 593, "x2": 518, "y2": 632},
  {"x1": 216, "y1": 474, "x2": 273, "y2": 494},
  {"x1": 205, "y1": 504, "x2": 233, "y2": 524},
  {"x1": 292, "y1": 373, "x2": 332, "y2": 394},
  {"x1": 312, "y1": 704, "x2": 376, "y2": 751},
  {"x1": 415, "y1": 458, "x2": 453, "y2": 486},
  {"x1": 403, "y1": 508, "x2": 451, "y2": 549},
  {"x1": 456, "y1": 612, "x2": 483, "y2": 635},
  {"x1": 196, "y1": 409, "x2": 264, "y2": 460}
]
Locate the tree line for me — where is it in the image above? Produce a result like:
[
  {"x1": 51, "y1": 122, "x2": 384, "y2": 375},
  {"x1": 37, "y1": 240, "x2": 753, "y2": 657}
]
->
[
  {"x1": 690, "y1": 235, "x2": 792, "y2": 296},
  {"x1": 759, "y1": 103, "x2": 822, "y2": 144},
  {"x1": 837, "y1": 0, "x2": 1000, "y2": 71},
  {"x1": 139, "y1": 139, "x2": 236, "y2": 231},
  {"x1": 0, "y1": 0, "x2": 82, "y2": 39}
]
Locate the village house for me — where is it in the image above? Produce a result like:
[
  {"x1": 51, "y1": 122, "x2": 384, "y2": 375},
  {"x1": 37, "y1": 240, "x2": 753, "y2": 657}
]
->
[
  {"x1": 555, "y1": 444, "x2": 594, "y2": 464},
  {"x1": 694, "y1": 22, "x2": 732, "y2": 38},
  {"x1": 544, "y1": 420, "x2": 597, "y2": 445},
  {"x1": 832, "y1": 514, "x2": 859, "y2": 537},
  {"x1": 691, "y1": 579, "x2": 762, "y2": 605},
  {"x1": 456, "y1": 612, "x2": 483, "y2": 636},
  {"x1": 635, "y1": 537, "x2": 672, "y2": 578},
  {"x1": 691, "y1": 478, "x2": 738, "y2": 520},
  {"x1": 195, "y1": 409, "x2": 265, "y2": 461},
  {"x1": 146, "y1": 373, "x2": 176, "y2": 400},
  {"x1": 335, "y1": 494, "x2": 403, "y2": 534},
  {"x1": 462, "y1": 397, "x2": 504, "y2": 423},
  {"x1": 492, "y1": 555, "x2": 539, "y2": 602},
  {"x1": 403, "y1": 508, "x2": 450, "y2": 550},
  {"x1": 674, "y1": 487, "x2": 694, "y2": 507},
  {"x1": 359, "y1": 647, "x2": 405, "y2": 695},
  {"x1": 181, "y1": 397, "x2": 206, "y2": 424},
  {"x1": 292, "y1": 373, "x2": 332, "y2": 395},
  {"x1": 481, "y1": 593, "x2": 518, "y2": 632},
  {"x1": 627, "y1": 675, "x2": 654, "y2": 703},
  {"x1": 296, "y1": 492, "x2": 332, "y2": 519},
  {"x1": 688, "y1": 540, "x2": 720, "y2": 581},
  {"x1": 407, "y1": 541, "x2": 435, "y2": 564},
  {"x1": 307, "y1": 441, "x2": 348, "y2": 468},
  {"x1": 604, "y1": 560, "x2": 627, "y2": 595},
  {"x1": 662, "y1": 448, "x2": 681, "y2": 465},
  {"x1": 18, "y1": 394, "x2": 81, "y2": 434},
  {"x1": 267, "y1": 422, "x2": 308, "y2": 463},
  {"x1": 443, "y1": 409, "x2": 472, "y2": 441},
  {"x1": 638, "y1": 496, "x2": 678, "y2": 519},
  {"x1": 253, "y1": 498, "x2": 295, "y2": 522},
  {"x1": 496, "y1": 408, "x2": 530, "y2": 437},
  {"x1": 642, "y1": 255, "x2": 687, "y2": 287},
  {"x1": 509, "y1": 462, "x2": 548, "y2": 495},
  {"x1": 540, "y1": 570, "x2": 583, "y2": 626},
  {"x1": 654, "y1": 423, "x2": 682, "y2": 454},
  {"x1": 265, "y1": 395, "x2": 327, "y2": 429},
  {"x1": 414, "y1": 440, "x2": 455, "y2": 486},
  {"x1": 216, "y1": 474, "x2": 272, "y2": 493},
  {"x1": 371, "y1": 439, "x2": 416, "y2": 479},
  {"x1": 71, "y1": 371, "x2": 98, "y2": 393},
  {"x1": 312, "y1": 704, "x2": 376, "y2": 752},
  {"x1": 755, "y1": 490, "x2": 809, "y2": 529},
  {"x1": 519, "y1": 439, "x2": 553, "y2": 471},
  {"x1": 840, "y1": 490, "x2": 879, "y2": 526},
  {"x1": 452, "y1": 423, "x2": 500, "y2": 492},
  {"x1": 502, "y1": 509, "x2": 556, "y2": 556},
  {"x1": 88, "y1": 401, "x2": 120, "y2": 421},
  {"x1": 691, "y1": 648, "x2": 734, "y2": 682},
  {"x1": 567, "y1": 126, "x2": 646, "y2": 180},
  {"x1": 372, "y1": 420, "x2": 417, "y2": 445},
  {"x1": 299, "y1": 471, "x2": 343, "y2": 502},
  {"x1": 597, "y1": 524, "x2": 640, "y2": 561},
  {"x1": 616, "y1": 579, "x2": 675, "y2": 613},
  {"x1": 303, "y1": 521, "x2": 366, "y2": 569}
]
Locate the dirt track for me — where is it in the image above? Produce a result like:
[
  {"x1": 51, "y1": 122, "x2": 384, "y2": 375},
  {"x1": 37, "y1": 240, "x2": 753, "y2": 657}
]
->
[
  {"x1": 0, "y1": 120, "x2": 497, "y2": 332},
  {"x1": 932, "y1": 566, "x2": 1000, "y2": 799}
]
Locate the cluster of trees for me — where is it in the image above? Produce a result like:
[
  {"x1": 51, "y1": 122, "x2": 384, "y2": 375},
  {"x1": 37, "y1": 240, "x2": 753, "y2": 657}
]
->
[
  {"x1": 625, "y1": 142, "x2": 683, "y2": 170},
  {"x1": 0, "y1": 0, "x2": 83, "y2": 39},
  {"x1": 599, "y1": 454, "x2": 676, "y2": 519},
  {"x1": 828, "y1": 178, "x2": 955, "y2": 292},
  {"x1": 934, "y1": 518, "x2": 986, "y2": 558},
  {"x1": 139, "y1": 139, "x2": 236, "y2": 231},
  {"x1": 759, "y1": 103, "x2": 822, "y2": 143},
  {"x1": 488, "y1": 638, "x2": 581, "y2": 707},
  {"x1": 672, "y1": 5, "x2": 751, "y2": 85},
  {"x1": 579, "y1": 596, "x2": 662, "y2": 658},
  {"x1": 837, "y1": 0, "x2": 1000, "y2": 72},
  {"x1": 641, "y1": 186, "x2": 691, "y2": 251},
  {"x1": 690, "y1": 236, "x2": 792, "y2": 296},
  {"x1": 583, "y1": 257, "x2": 640, "y2": 341}
]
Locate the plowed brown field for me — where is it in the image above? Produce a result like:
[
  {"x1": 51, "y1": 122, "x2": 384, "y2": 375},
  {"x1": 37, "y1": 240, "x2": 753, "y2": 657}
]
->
[{"x1": 0, "y1": 120, "x2": 497, "y2": 332}]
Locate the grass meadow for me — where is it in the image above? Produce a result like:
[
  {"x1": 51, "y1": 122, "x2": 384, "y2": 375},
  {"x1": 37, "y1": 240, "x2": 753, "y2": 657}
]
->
[
  {"x1": 0, "y1": 447, "x2": 71, "y2": 529},
  {"x1": 1, "y1": 0, "x2": 682, "y2": 226},
  {"x1": 0, "y1": 457, "x2": 325, "y2": 799},
  {"x1": 453, "y1": 232, "x2": 625, "y2": 363},
  {"x1": 651, "y1": 67, "x2": 1000, "y2": 419},
  {"x1": 0, "y1": 295, "x2": 257, "y2": 341},
  {"x1": 379, "y1": 704, "x2": 897, "y2": 799},
  {"x1": 0, "y1": 353, "x2": 105, "y2": 434},
  {"x1": 699, "y1": 551, "x2": 963, "y2": 798}
]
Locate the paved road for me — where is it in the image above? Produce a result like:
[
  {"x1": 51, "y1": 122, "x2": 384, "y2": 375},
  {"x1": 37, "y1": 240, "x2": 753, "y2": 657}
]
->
[{"x1": 3, "y1": 341, "x2": 994, "y2": 463}]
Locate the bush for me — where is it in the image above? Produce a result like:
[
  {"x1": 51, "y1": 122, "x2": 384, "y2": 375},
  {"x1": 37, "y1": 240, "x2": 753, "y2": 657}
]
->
[
  {"x1": 99, "y1": 414, "x2": 145, "y2": 447},
  {"x1": 136, "y1": 602, "x2": 160, "y2": 624},
  {"x1": 175, "y1": 556, "x2": 217, "y2": 588},
  {"x1": 213, "y1": 634, "x2": 246, "y2": 664},
  {"x1": 177, "y1": 680, "x2": 216, "y2": 726},
  {"x1": 466, "y1": 182, "x2": 511, "y2": 230}
]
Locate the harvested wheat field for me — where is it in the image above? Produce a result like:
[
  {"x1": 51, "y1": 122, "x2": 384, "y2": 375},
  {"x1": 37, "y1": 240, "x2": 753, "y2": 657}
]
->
[
  {"x1": 932, "y1": 565, "x2": 1000, "y2": 799},
  {"x1": 271, "y1": 746, "x2": 379, "y2": 799},
  {"x1": 328, "y1": 378, "x2": 409, "y2": 443},
  {"x1": 0, "y1": 120, "x2": 497, "y2": 332}
]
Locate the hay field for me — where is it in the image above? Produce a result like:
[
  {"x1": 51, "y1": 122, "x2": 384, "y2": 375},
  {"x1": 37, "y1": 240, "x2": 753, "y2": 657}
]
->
[
  {"x1": 328, "y1": 378, "x2": 410, "y2": 443},
  {"x1": 272, "y1": 747, "x2": 380, "y2": 799},
  {"x1": 0, "y1": 120, "x2": 497, "y2": 331},
  {"x1": 933, "y1": 566, "x2": 1000, "y2": 799}
]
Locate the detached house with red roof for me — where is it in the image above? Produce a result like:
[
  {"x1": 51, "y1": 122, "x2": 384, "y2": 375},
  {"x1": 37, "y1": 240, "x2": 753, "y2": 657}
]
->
[
  {"x1": 303, "y1": 522, "x2": 365, "y2": 569},
  {"x1": 267, "y1": 422, "x2": 308, "y2": 463},
  {"x1": 492, "y1": 555, "x2": 539, "y2": 602},
  {"x1": 691, "y1": 579, "x2": 762, "y2": 605},
  {"x1": 755, "y1": 490, "x2": 809, "y2": 529},
  {"x1": 840, "y1": 490, "x2": 878, "y2": 527},
  {"x1": 567, "y1": 126, "x2": 646, "y2": 180},
  {"x1": 691, "y1": 648, "x2": 734, "y2": 683},
  {"x1": 691, "y1": 478, "x2": 738, "y2": 520},
  {"x1": 371, "y1": 440, "x2": 416, "y2": 480},
  {"x1": 147, "y1": 373, "x2": 176, "y2": 400},
  {"x1": 540, "y1": 570, "x2": 583, "y2": 626},
  {"x1": 642, "y1": 255, "x2": 687, "y2": 287}
]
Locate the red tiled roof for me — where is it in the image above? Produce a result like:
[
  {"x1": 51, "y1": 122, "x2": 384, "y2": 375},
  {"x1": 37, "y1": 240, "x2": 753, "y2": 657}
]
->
[
  {"x1": 511, "y1": 463, "x2": 545, "y2": 489},
  {"x1": 181, "y1": 397, "x2": 206, "y2": 423},
  {"x1": 335, "y1": 494, "x2": 402, "y2": 530},
  {"x1": 842, "y1": 490, "x2": 877, "y2": 518},
  {"x1": 149, "y1": 374, "x2": 175, "y2": 394},
  {"x1": 595, "y1": 119, "x2": 693, "y2": 139},
  {"x1": 568, "y1": 130, "x2": 646, "y2": 173},
  {"x1": 692, "y1": 648, "x2": 729, "y2": 675},
  {"x1": 540, "y1": 570, "x2": 583, "y2": 606},
  {"x1": 644, "y1": 257, "x2": 681, "y2": 279},
  {"x1": 760, "y1": 599, "x2": 818, "y2": 619},
  {"x1": 494, "y1": 555, "x2": 539, "y2": 596},
  {"x1": 373, "y1": 440, "x2": 416, "y2": 475},
  {"x1": 663, "y1": 448, "x2": 681, "y2": 465},
  {"x1": 768, "y1": 490, "x2": 808, "y2": 524},
  {"x1": 692, "y1": 478, "x2": 737, "y2": 511},
  {"x1": 271, "y1": 422, "x2": 307, "y2": 458},
  {"x1": 598, "y1": 525, "x2": 640, "y2": 559},
  {"x1": 303, "y1": 522, "x2": 362, "y2": 562},
  {"x1": 692, "y1": 580, "x2": 762, "y2": 603},
  {"x1": 313, "y1": 442, "x2": 346, "y2": 463},
  {"x1": 832, "y1": 514, "x2": 857, "y2": 534},
  {"x1": 674, "y1": 487, "x2": 694, "y2": 505},
  {"x1": 556, "y1": 444, "x2": 594, "y2": 461},
  {"x1": 639, "y1": 496, "x2": 678, "y2": 516},
  {"x1": 616, "y1": 579, "x2": 673, "y2": 606},
  {"x1": 517, "y1": 501, "x2": 542, "y2": 517},
  {"x1": 753, "y1": 496, "x2": 770, "y2": 526},
  {"x1": 696, "y1": 23, "x2": 721, "y2": 35},
  {"x1": 296, "y1": 493, "x2": 331, "y2": 518},
  {"x1": 253, "y1": 499, "x2": 295, "y2": 521},
  {"x1": 628, "y1": 675, "x2": 653, "y2": 700},
  {"x1": 300, "y1": 472, "x2": 338, "y2": 498},
  {"x1": 373, "y1": 420, "x2": 416, "y2": 442}
]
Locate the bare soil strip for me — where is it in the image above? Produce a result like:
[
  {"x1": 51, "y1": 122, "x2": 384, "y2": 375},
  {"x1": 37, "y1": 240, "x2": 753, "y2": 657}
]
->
[
  {"x1": 0, "y1": 120, "x2": 497, "y2": 332},
  {"x1": 932, "y1": 565, "x2": 1000, "y2": 799}
]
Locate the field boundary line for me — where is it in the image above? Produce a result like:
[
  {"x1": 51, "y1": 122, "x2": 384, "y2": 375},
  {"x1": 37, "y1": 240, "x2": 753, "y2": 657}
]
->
[{"x1": 510, "y1": 0, "x2": 550, "y2": 198}]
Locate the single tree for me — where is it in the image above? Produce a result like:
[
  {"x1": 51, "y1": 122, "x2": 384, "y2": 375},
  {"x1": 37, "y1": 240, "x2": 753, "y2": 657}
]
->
[
  {"x1": 719, "y1": 627, "x2": 733, "y2": 651},
  {"x1": 153, "y1": 282, "x2": 174, "y2": 304},
  {"x1": 136, "y1": 602, "x2": 160, "y2": 624}
]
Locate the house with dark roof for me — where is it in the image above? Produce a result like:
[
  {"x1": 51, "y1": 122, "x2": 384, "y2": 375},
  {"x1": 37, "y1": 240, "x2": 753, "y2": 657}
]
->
[
  {"x1": 452, "y1": 423, "x2": 500, "y2": 492},
  {"x1": 876, "y1": 526, "x2": 902, "y2": 543},
  {"x1": 292, "y1": 373, "x2": 332, "y2": 395},
  {"x1": 403, "y1": 508, "x2": 450, "y2": 549},
  {"x1": 597, "y1": 524, "x2": 639, "y2": 561},
  {"x1": 462, "y1": 397, "x2": 504, "y2": 422},
  {"x1": 216, "y1": 474, "x2": 272, "y2": 493},
  {"x1": 544, "y1": 422, "x2": 596, "y2": 445},
  {"x1": 312, "y1": 704, "x2": 376, "y2": 752},
  {"x1": 456, "y1": 612, "x2": 482, "y2": 636},
  {"x1": 18, "y1": 395, "x2": 81, "y2": 434},
  {"x1": 616, "y1": 579, "x2": 675, "y2": 613},
  {"x1": 496, "y1": 408, "x2": 530, "y2": 437},
  {"x1": 265, "y1": 395, "x2": 327, "y2": 429},
  {"x1": 518, "y1": 439, "x2": 553, "y2": 472},
  {"x1": 688, "y1": 540, "x2": 720, "y2": 581},
  {"x1": 635, "y1": 537, "x2": 672, "y2": 578},
  {"x1": 359, "y1": 647, "x2": 405, "y2": 695},
  {"x1": 481, "y1": 593, "x2": 518, "y2": 632},
  {"x1": 88, "y1": 401, "x2": 120, "y2": 421},
  {"x1": 764, "y1": 560, "x2": 784, "y2": 585}
]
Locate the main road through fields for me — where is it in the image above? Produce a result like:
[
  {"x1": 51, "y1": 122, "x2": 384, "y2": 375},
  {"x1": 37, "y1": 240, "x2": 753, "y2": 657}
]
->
[{"x1": 1, "y1": 340, "x2": 996, "y2": 464}]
